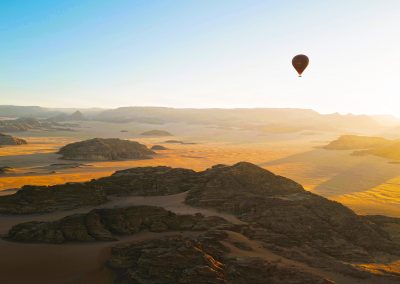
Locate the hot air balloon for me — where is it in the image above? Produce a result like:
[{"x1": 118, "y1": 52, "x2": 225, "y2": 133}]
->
[{"x1": 292, "y1": 54, "x2": 309, "y2": 77}]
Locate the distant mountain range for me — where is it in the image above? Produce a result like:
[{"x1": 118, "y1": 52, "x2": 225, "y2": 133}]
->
[{"x1": 0, "y1": 105, "x2": 399, "y2": 133}]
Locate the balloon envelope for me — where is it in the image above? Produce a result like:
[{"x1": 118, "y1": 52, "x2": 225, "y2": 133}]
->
[{"x1": 292, "y1": 54, "x2": 309, "y2": 77}]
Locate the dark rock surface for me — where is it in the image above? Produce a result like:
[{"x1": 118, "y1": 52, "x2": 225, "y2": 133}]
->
[
  {"x1": 58, "y1": 138, "x2": 155, "y2": 161},
  {"x1": 0, "y1": 166, "x2": 199, "y2": 214},
  {"x1": 7, "y1": 206, "x2": 230, "y2": 243},
  {"x1": 2, "y1": 162, "x2": 400, "y2": 261},
  {"x1": 186, "y1": 162, "x2": 400, "y2": 262},
  {"x1": 0, "y1": 183, "x2": 107, "y2": 214},
  {"x1": 2, "y1": 162, "x2": 400, "y2": 282},
  {"x1": 107, "y1": 232, "x2": 334, "y2": 284}
]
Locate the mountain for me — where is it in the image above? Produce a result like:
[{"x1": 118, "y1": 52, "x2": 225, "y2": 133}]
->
[
  {"x1": 0, "y1": 105, "x2": 104, "y2": 119},
  {"x1": 47, "y1": 110, "x2": 86, "y2": 122},
  {"x1": 95, "y1": 107, "x2": 391, "y2": 133},
  {"x1": 58, "y1": 138, "x2": 155, "y2": 161},
  {"x1": 7, "y1": 205, "x2": 229, "y2": 243}
]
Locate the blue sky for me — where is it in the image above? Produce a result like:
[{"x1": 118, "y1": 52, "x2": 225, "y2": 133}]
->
[{"x1": 1, "y1": 1, "x2": 400, "y2": 115}]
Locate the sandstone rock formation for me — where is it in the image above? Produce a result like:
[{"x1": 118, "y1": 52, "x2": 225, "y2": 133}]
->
[
  {"x1": 107, "y1": 232, "x2": 334, "y2": 284},
  {"x1": 0, "y1": 133, "x2": 27, "y2": 145},
  {"x1": 58, "y1": 138, "x2": 155, "y2": 161},
  {"x1": 7, "y1": 206, "x2": 230, "y2": 243},
  {"x1": 2, "y1": 162, "x2": 400, "y2": 282}
]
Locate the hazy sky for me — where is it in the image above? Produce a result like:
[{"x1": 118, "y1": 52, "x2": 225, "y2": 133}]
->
[{"x1": 1, "y1": 1, "x2": 400, "y2": 115}]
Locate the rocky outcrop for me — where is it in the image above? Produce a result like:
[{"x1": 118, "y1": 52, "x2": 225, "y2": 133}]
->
[
  {"x1": 58, "y1": 138, "x2": 155, "y2": 161},
  {"x1": 141, "y1": 130, "x2": 172, "y2": 136},
  {"x1": 7, "y1": 206, "x2": 230, "y2": 243},
  {"x1": 2, "y1": 162, "x2": 400, "y2": 282},
  {"x1": 2, "y1": 162, "x2": 400, "y2": 262},
  {"x1": 324, "y1": 135, "x2": 390, "y2": 150},
  {"x1": 151, "y1": 145, "x2": 168, "y2": 150},
  {"x1": 107, "y1": 232, "x2": 334, "y2": 284},
  {"x1": 186, "y1": 162, "x2": 400, "y2": 262},
  {"x1": 0, "y1": 166, "x2": 200, "y2": 214},
  {"x1": 0, "y1": 133, "x2": 27, "y2": 145},
  {"x1": 0, "y1": 183, "x2": 107, "y2": 214}
]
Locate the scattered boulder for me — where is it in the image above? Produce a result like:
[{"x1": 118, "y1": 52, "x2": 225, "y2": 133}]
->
[
  {"x1": 2, "y1": 162, "x2": 400, "y2": 282},
  {"x1": 58, "y1": 138, "x2": 155, "y2": 161}
]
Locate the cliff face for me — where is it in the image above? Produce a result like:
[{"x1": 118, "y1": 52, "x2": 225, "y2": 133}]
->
[
  {"x1": 58, "y1": 138, "x2": 155, "y2": 161},
  {"x1": 0, "y1": 133, "x2": 27, "y2": 145}
]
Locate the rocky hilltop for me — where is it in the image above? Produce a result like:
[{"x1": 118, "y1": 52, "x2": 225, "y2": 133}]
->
[
  {"x1": 0, "y1": 133, "x2": 27, "y2": 145},
  {"x1": 8, "y1": 206, "x2": 230, "y2": 243},
  {"x1": 58, "y1": 138, "x2": 155, "y2": 161},
  {"x1": 1, "y1": 162, "x2": 400, "y2": 282},
  {"x1": 108, "y1": 232, "x2": 333, "y2": 284}
]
